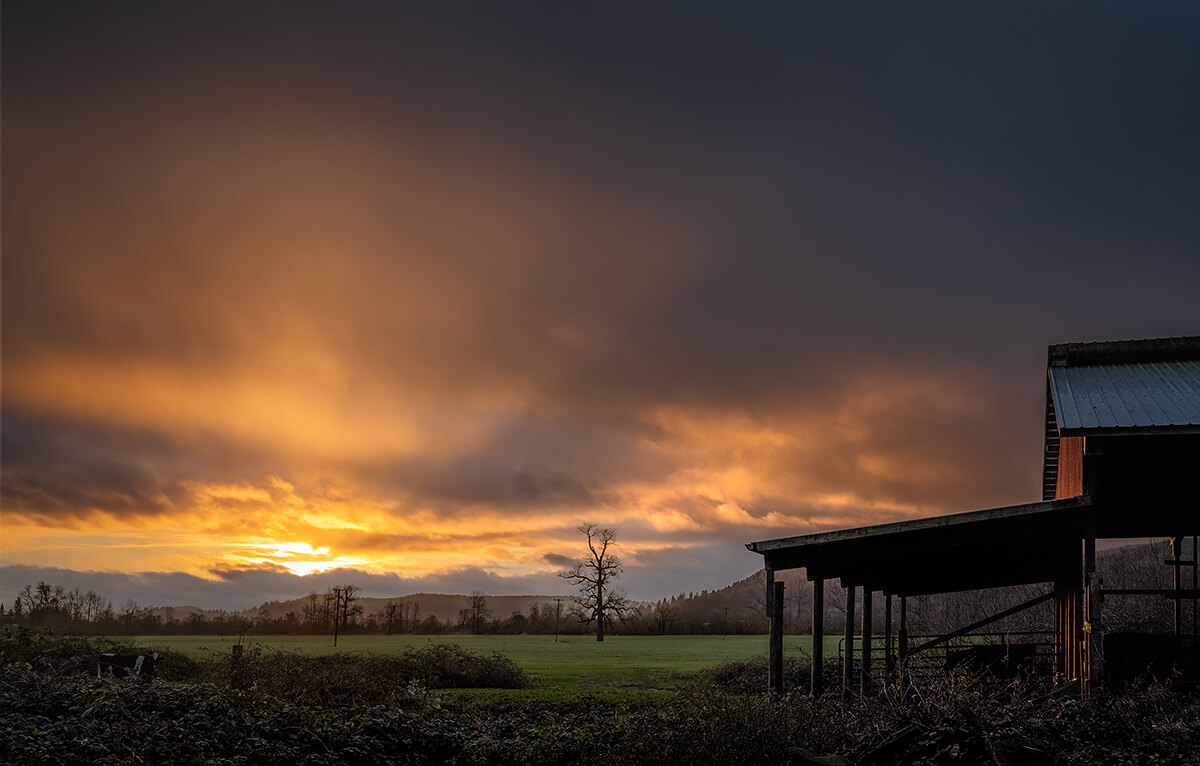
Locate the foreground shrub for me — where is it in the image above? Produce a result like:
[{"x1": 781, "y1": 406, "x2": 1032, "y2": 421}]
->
[
  {"x1": 1, "y1": 632, "x2": 530, "y2": 707},
  {"x1": 0, "y1": 663, "x2": 468, "y2": 766},
  {"x1": 208, "y1": 643, "x2": 531, "y2": 706},
  {"x1": 0, "y1": 628, "x2": 200, "y2": 680},
  {"x1": 4, "y1": 632, "x2": 1198, "y2": 764},
  {"x1": 692, "y1": 654, "x2": 842, "y2": 695}
]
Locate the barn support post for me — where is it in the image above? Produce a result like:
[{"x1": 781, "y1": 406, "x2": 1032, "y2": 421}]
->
[
  {"x1": 1172, "y1": 537, "x2": 1183, "y2": 637},
  {"x1": 1084, "y1": 524, "x2": 1101, "y2": 697},
  {"x1": 1054, "y1": 539, "x2": 1085, "y2": 688},
  {"x1": 883, "y1": 593, "x2": 893, "y2": 680},
  {"x1": 1054, "y1": 579, "x2": 1069, "y2": 678},
  {"x1": 898, "y1": 595, "x2": 908, "y2": 685},
  {"x1": 861, "y1": 588, "x2": 873, "y2": 694},
  {"x1": 842, "y1": 584, "x2": 856, "y2": 696},
  {"x1": 1193, "y1": 535, "x2": 1198, "y2": 640},
  {"x1": 767, "y1": 570, "x2": 783, "y2": 694},
  {"x1": 811, "y1": 578, "x2": 824, "y2": 697},
  {"x1": 771, "y1": 581, "x2": 785, "y2": 694},
  {"x1": 1073, "y1": 579, "x2": 1084, "y2": 686}
]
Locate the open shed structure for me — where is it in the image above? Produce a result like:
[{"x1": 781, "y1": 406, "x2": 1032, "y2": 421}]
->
[{"x1": 748, "y1": 336, "x2": 1200, "y2": 696}]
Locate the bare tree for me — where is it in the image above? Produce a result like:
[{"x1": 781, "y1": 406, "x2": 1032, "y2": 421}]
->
[
  {"x1": 403, "y1": 599, "x2": 420, "y2": 633},
  {"x1": 465, "y1": 591, "x2": 490, "y2": 633},
  {"x1": 382, "y1": 600, "x2": 401, "y2": 635},
  {"x1": 83, "y1": 590, "x2": 109, "y2": 623},
  {"x1": 651, "y1": 599, "x2": 679, "y2": 634},
  {"x1": 120, "y1": 599, "x2": 140, "y2": 630},
  {"x1": 302, "y1": 592, "x2": 328, "y2": 629},
  {"x1": 558, "y1": 523, "x2": 635, "y2": 642}
]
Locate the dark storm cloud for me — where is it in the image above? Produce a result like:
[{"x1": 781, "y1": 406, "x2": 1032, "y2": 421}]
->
[
  {"x1": 1, "y1": 411, "x2": 182, "y2": 519},
  {"x1": 358, "y1": 414, "x2": 664, "y2": 512},
  {"x1": 3, "y1": 2, "x2": 1199, "y2": 606},
  {"x1": 0, "y1": 409, "x2": 283, "y2": 522},
  {"x1": 8, "y1": 2, "x2": 1198, "y2": 409}
]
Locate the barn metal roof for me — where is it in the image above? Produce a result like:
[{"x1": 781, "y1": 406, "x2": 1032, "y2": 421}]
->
[
  {"x1": 1049, "y1": 360, "x2": 1200, "y2": 436},
  {"x1": 1042, "y1": 336, "x2": 1200, "y2": 498}
]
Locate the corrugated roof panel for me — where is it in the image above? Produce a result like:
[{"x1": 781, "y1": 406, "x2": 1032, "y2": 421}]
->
[
  {"x1": 1052, "y1": 369, "x2": 1083, "y2": 431},
  {"x1": 1049, "y1": 360, "x2": 1200, "y2": 434}
]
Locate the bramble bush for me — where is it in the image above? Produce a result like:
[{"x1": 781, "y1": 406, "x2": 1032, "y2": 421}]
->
[{"x1": 3, "y1": 631, "x2": 1198, "y2": 765}]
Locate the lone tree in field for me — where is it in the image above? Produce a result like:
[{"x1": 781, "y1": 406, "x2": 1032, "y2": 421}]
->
[
  {"x1": 558, "y1": 523, "x2": 635, "y2": 642},
  {"x1": 463, "y1": 591, "x2": 491, "y2": 633}
]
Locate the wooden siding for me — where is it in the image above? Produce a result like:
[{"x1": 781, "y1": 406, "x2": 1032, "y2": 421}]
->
[{"x1": 1055, "y1": 436, "x2": 1084, "y2": 498}]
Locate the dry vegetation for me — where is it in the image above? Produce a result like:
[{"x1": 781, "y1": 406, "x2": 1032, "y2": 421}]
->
[{"x1": 3, "y1": 630, "x2": 1198, "y2": 765}]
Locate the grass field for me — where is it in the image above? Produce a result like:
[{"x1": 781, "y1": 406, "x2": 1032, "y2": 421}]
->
[{"x1": 126, "y1": 633, "x2": 843, "y2": 689}]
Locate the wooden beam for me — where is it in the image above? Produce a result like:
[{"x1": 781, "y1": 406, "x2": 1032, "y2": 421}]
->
[
  {"x1": 843, "y1": 585, "x2": 855, "y2": 696},
  {"x1": 883, "y1": 593, "x2": 893, "y2": 680},
  {"x1": 1173, "y1": 537, "x2": 1183, "y2": 636},
  {"x1": 1085, "y1": 525, "x2": 1098, "y2": 698},
  {"x1": 811, "y1": 578, "x2": 824, "y2": 697},
  {"x1": 1054, "y1": 581, "x2": 1066, "y2": 676},
  {"x1": 861, "y1": 588, "x2": 873, "y2": 694},
  {"x1": 1101, "y1": 588, "x2": 1200, "y2": 599},
  {"x1": 769, "y1": 580, "x2": 784, "y2": 695},
  {"x1": 746, "y1": 495, "x2": 1093, "y2": 554}
]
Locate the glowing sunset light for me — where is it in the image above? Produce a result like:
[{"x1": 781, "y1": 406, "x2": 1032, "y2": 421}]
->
[
  {"x1": 254, "y1": 542, "x2": 332, "y2": 558},
  {"x1": 231, "y1": 551, "x2": 371, "y2": 578}
]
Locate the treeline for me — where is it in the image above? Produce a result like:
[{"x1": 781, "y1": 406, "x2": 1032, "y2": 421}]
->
[
  {"x1": 1, "y1": 582, "x2": 260, "y2": 636},
  {"x1": 0, "y1": 581, "x2": 762, "y2": 637},
  {"x1": 0, "y1": 582, "x2": 582, "y2": 636}
]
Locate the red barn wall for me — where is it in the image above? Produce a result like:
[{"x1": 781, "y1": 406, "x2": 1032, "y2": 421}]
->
[{"x1": 1056, "y1": 436, "x2": 1084, "y2": 498}]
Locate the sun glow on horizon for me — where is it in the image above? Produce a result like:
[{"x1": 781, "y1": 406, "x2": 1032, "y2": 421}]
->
[{"x1": 225, "y1": 540, "x2": 371, "y2": 576}]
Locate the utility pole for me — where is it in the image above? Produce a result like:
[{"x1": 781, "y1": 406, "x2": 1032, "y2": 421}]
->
[
  {"x1": 331, "y1": 587, "x2": 344, "y2": 648},
  {"x1": 554, "y1": 598, "x2": 563, "y2": 643},
  {"x1": 723, "y1": 606, "x2": 729, "y2": 639}
]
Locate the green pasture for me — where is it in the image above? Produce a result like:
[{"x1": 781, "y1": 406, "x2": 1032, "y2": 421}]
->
[{"x1": 127, "y1": 634, "x2": 844, "y2": 689}]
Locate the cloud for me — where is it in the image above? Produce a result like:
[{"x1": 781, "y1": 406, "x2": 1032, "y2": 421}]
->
[
  {"x1": 542, "y1": 553, "x2": 575, "y2": 568},
  {"x1": 3, "y1": 3, "x2": 1199, "y2": 608},
  {"x1": 1, "y1": 412, "x2": 183, "y2": 521}
]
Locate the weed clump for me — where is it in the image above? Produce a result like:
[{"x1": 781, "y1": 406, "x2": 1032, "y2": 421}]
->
[
  {"x1": 4, "y1": 632, "x2": 1199, "y2": 765},
  {"x1": 692, "y1": 654, "x2": 842, "y2": 695},
  {"x1": 209, "y1": 642, "x2": 531, "y2": 706}
]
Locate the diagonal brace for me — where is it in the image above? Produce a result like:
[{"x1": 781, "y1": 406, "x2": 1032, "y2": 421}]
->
[{"x1": 909, "y1": 592, "x2": 1054, "y2": 657}]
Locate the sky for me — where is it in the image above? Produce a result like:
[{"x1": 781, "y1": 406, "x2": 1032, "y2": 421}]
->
[{"x1": 3, "y1": 2, "x2": 1199, "y2": 611}]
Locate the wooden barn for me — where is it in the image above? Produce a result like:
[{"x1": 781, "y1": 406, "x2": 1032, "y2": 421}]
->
[{"x1": 747, "y1": 336, "x2": 1200, "y2": 696}]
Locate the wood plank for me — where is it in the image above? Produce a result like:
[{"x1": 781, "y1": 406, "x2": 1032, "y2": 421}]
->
[
  {"x1": 861, "y1": 588, "x2": 873, "y2": 694},
  {"x1": 769, "y1": 579, "x2": 783, "y2": 695},
  {"x1": 811, "y1": 578, "x2": 824, "y2": 698},
  {"x1": 843, "y1": 585, "x2": 855, "y2": 696}
]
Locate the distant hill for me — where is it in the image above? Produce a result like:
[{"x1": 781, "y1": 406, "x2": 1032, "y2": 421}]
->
[{"x1": 649, "y1": 569, "x2": 808, "y2": 633}]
